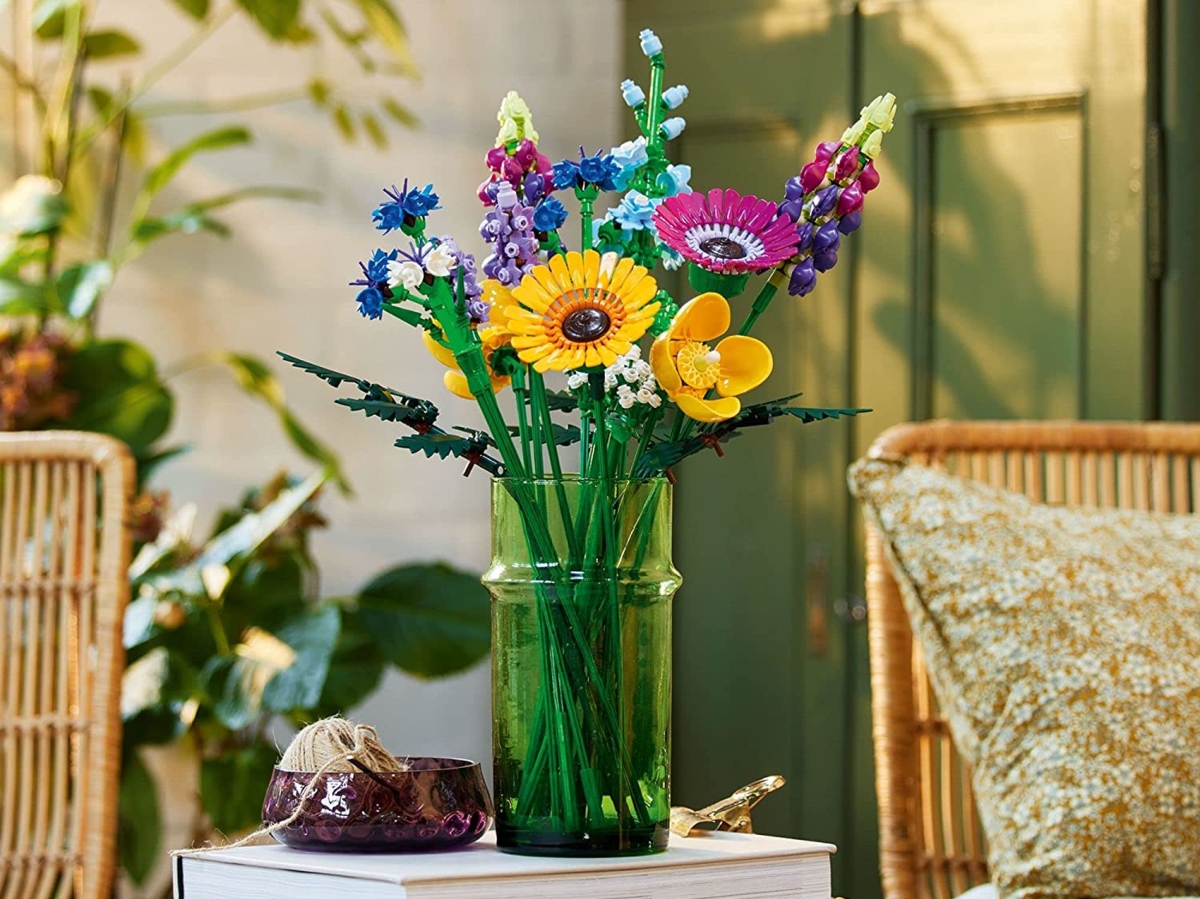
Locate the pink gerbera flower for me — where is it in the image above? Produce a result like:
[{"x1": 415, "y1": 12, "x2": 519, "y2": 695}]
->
[{"x1": 652, "y1": 188, "x2": 797, "y2": 274}]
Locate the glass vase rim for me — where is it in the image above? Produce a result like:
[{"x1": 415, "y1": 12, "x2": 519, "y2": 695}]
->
[{"x1": 491, "y1": 475, "x2": 671, "y2": 487}]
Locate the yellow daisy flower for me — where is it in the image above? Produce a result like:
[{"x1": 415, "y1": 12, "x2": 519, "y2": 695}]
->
[
  {"x1": 501, "y1": 249, "x2": 660, "y2": 373},
  {"x1": 423, "y1": 281, "x2": 513, "y2": 399},
  {"x1": 649, "y1": 291, "x2": 773, "y2": 422}
]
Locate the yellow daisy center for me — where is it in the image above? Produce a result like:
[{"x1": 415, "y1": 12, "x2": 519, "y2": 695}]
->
[{"x1": 675, "y1": 341, "x2": 721, "y2": 389}]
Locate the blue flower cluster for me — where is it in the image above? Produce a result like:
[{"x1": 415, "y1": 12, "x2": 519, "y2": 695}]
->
[
  {"x1": 533, "y1": 196, "x2": 568, "y2": 232},
  {"x1": 552, "y1": 149, "x2": 620, "y2": 192},
  {"x1": 350, "y1": 248, "x2": 398, "y2": 319},
  {"x1": 372, "y1": 181, "x2": 441, "y2": 233}
]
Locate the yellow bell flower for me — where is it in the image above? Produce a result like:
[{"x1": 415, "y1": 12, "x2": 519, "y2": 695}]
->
[
  {"x1": 423, "y1": 281, "x2": 514, "y2": 399},
  {"x1": 649, "y1": 292, "x2": 773, "y2": 423}
]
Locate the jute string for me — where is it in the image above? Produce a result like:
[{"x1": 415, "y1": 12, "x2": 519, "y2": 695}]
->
[{"x1": 172, "y1": 717, "x2": 407, "y2": 856}]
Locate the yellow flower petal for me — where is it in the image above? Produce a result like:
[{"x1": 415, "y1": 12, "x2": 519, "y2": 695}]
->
[
  {"x1": 715, "y1": 335, "x2": 773, "y2": 397},
  {"x1": 582, "y1": 249, "x2": 601, "y2": 289},
  {"x1": 517, "y1": 342, "x2": 555, "y2": 362},
  {"x1": 444, "y1": 370, "x2": 474, "y2": 400},
  {"x1": 549, "y1": 252, "x2": 574, "y2": 291},
  {"x1": 676, "y1": 393, "x2": 741, "y2": 422},
  {"x1": 585, "y1": 346, "x2": 602, "y2": 367},
  {"x1": 422, "y1": 330, "x2": 458, "y2": 369},
  {"x1": 512, "y1": 282, "x2": 551, "y2": 313},
  {"x1": 622, "y1": 276, "x2": 658, "y2": 311},
  {"x1": 510, "y1": 334, "x2": 549, "y2": 349},
  {"x1": 603, "y1": 255, "x2": 637, "y2": 293},
  {"x1": 672, "y1": 292, "x2": 730, "y2": 342},
  {"x1": 650, "y1": 335, "x2": 682, "y2": 394}
]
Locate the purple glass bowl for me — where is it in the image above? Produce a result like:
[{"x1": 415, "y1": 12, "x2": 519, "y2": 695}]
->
[{"x1": 262, "y1": 756, "x2": 493, "y2": 852}]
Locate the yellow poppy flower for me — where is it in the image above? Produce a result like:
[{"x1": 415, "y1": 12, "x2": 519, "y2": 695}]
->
[
  {"x1": 649, "y1": 292, "x2": 773, "y2": 422},
  {"x1": 423, "y1": 281, "x2": 513, "y2": 399},
  {"x1": 501, "y1": 249, "x2": 661, "y2": 373}
]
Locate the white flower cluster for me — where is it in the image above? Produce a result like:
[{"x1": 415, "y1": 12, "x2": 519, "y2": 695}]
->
[
  {"x1": 567, "y1": 346, "x2": 661, "y2": 409},
  {"x1": 387, "y1": 244, "x2": 455, "y2": 292}
]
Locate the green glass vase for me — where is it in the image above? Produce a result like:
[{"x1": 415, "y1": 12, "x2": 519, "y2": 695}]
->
[{"x1": 484, "y1": 477, "x2": 680, "y2": 856}]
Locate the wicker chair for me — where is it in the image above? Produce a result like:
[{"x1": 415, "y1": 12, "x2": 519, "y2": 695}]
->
[
  {"x1": 0, "y1": 432, "x2": 134, "y2": 899},
  {"x1": 863, "y1": 420, "x2": 1200, "y2": 899}
]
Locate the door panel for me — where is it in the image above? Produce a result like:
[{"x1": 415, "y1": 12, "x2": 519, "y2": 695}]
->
[{"x1": 623, "y1": 3, "x2": 1147, "y2": 899}]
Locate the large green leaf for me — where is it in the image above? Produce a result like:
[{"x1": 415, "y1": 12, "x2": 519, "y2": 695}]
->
[
  {"x1": 122, "y1": 647, "x2": 199, "y2": 747},
  {"x1": 138, "y1": 126, "x2": 251, "y2": 201},
  {"x1": 118, "y1": 750, "x2": 160, "y2": 885},
  {"x1": 56, "y1": 259, "x2": 112, "y2": 319},
  {"x1": 356, "y1": 562, "x2": 489, "y2": 678},
  {"x1": 234, "y1": 0, "x2": 301, "y2": 40},
  {"x1": 223, "y1": 554, "x2": 308, "y2": 637},
  {"x1": 199, "y1": 741, "x2": 278, "y2": 834},
  {"x1": 60, "y1": 339, "x2": 173, "y2": 455},
  {"x1": 83, "y1": 30, "x2": 141, "y2": 58},
  {"x1": 0, "y1": 276, "x2": 53, "y2": 316},
  {"x1": 148, "y1": 470, "x2": 325, "y2": 598},
  {"x1": 315, "y1": 607, "x2": 386, "y2": 717},
  {"x1": 261, "y1": 605, "x2": 340, "y2": 712},
  {"x1": 201, "y1": 655, "x2": 260, "y2": 731},
  {"x1": 208, "y1": 352, "x2": 350, "y2": 493}
]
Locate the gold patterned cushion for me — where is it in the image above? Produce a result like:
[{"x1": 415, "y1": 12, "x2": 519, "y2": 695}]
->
[{"x1": 849, "y1": 457, "x2": 1200, "y2": 899}]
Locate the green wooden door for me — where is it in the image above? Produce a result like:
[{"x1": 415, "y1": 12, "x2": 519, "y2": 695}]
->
[{"x1": 624, "y1": 2, "x2": 1147, "y2": 898}]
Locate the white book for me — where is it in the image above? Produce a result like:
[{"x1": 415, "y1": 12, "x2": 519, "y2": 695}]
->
[{"x1": 173, "y1": 831, "x2": 835, "y2": 899}]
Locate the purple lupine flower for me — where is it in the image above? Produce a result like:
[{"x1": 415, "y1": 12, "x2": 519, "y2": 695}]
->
[
  {"x1": 795, "y1": 221, "x2": 814, "y2": 253},
  {"x1": 808, "y1": 184, "x2": 839, "y2": 218},
  {"x1": 814, "y1": 220, "x2": 841, "y2": 254},
  {"x1": 524, "y1": 172, "x2": 546, "y2": 204},
  {"x1": 839, "y1": 211, "x2": 862, "y2": 234},
  {"x1": 788, "y1": 258, "x2": 817, "y2": 297},
  {"x1": 813, "y1": 249, "x2": 838, "y2": 272}
]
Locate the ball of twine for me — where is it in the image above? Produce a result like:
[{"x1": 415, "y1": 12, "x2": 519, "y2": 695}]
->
[
  {"x1": 279, "y1": 718, "x2": 406, "y2": 775},
  {"x1": 173, "y1": 716, "x2": 406, "y2": 856}
]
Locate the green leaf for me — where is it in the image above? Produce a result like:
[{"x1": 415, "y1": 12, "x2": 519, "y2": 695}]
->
[
  {"x1": 0, "y1": 181, "x2": 68, "y2": 236},
  {"x1": 332, "y1": 104, "x2": 355, "y2": 141},
  {"x1": 136, "y1": 443, "x2": 191, "y2": 487},
  {"x1": 169, "y1": 0, "x2": 210, "y2": 19},
  {"x1": 507, "y1": 422, "x2": 579, "y2": 447},
  {"x1": 132, "y1": 213, "x2": 230, "y2": 244},
  {"x1": 83, "y1": 30, "x2": 141, "y2": 58},
  {"x1": 544, "y1": 389, "x2": 579, "y2": 413},
  {"x1": 118, "y1": 751, "x2": 160, "y2": 885},
  {"x1": 206, "y1": 352, "x2": 350, "y2": 493},
  {"x1": 356, "y1": 562, "x2": 489, "y2": 678},
  {"x1": 362, "y1": 111, "x2": 387, "y2": 149},
  {"x1": 0, "y1": 276, "x2": 53, "y2": 316},
  {"x1": 261, "y1": 605, "x2": 340, "y2": 712},
  {"x1": 348, "y1": 0, "x2": 416, "y2": 75},
  {"x1": 122, "y1": 647, "x2": 199, "y2": 746},
  {"x1": 235, "y1": 0, "x2": 301, "y2": 40},
  {"x1": 149, "y1": 470, "x2": 325, "y2": 598},
  {"x1": 139, "y1": 126, "x2": 252, "y2": 200},
  {"x1": 381, "y1": 96, "x2": 418, "y2": 129},
  {"x1": 201, "y1": 655, "x2": 260, "y2": 730},
  {"x1": 307, "y1": 78, "x2": 331, "y2": 106},
  {"x1": 199, "y1": 742, "x2": 279, "y2": 834},
  {"x1": 33, "y1": 0, "x2": 75, "y2": 39},
  {"x1": 315, "y1": 608, "x2": 386, "y2": 716},
  {"x1": 60, "y1": 339, "x2": 173, "y2": 456},
  {"x1": 56, "y1": 259, "x2": 112, "y2": 319}
]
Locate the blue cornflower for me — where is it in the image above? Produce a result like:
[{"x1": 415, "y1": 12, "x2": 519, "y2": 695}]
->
[
  {"x1": 578, "y1": 151, "x2": 619, "y2": 189},
  {"x1": 402, "y1": 183, "x2": 441, "y2": 217},
  {"x1": 362, "y1": 248, "x2": 397, "y2": 285},
  {"x1": 356, "y1": 286, "x2": 385, "y2": 320},
  {"x1": 533, "y1": 197, "x2": 569, "y2": 232},
  {"x1": 552, "y1": 159, "x2": 580, "y2": 190},
  {"x1": 372, "y1": 181, "x2": 440, "y2": 233}
]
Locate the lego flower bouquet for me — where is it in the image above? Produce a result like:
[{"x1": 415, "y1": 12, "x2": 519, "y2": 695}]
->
[{"x1": 285, "y1": 29, "x2": 894, "y2": 856}]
